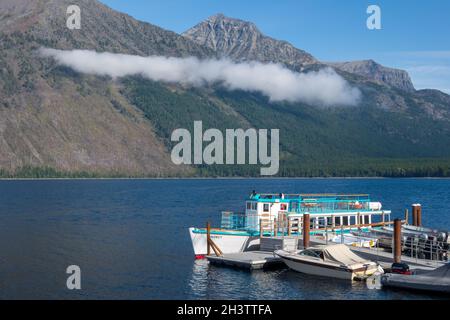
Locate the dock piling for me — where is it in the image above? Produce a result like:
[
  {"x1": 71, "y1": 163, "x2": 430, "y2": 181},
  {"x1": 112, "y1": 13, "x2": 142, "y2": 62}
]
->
[
  {"x1": 417, "y1": 205, "x2": 422, "y2": 227},
  {"x1": 303, "y1": 214, "x2": 310, "y2": 248},
  {"x1": 394, "y1": 219, "x2": 402, "y2": 263},
  {"x1": 412, "y1": 204, "x2": 422, "y2": 227},
  {"x1": 404, "y1": 209, "x2": 409, "y2": 225},
  {"x1": 412, "y1": 205, "x2": 417, "y2": 226}
]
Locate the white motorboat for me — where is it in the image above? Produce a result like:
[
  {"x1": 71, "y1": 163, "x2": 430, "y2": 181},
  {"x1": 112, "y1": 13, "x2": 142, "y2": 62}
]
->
[{"x1": 275, "y1": 244, "x2": 383, "y2": 281}]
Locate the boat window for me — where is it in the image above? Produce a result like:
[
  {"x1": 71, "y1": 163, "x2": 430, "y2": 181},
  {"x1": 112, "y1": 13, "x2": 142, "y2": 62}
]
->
[
  {"x1": 334, "y1": 216, "x2": 341, "y2": 226},
  {"x1": 327, "y1": 217, "x2": 333, "y2": 227},
  {"x1": 350, "y1": 216, "x2": 356, "y2": 225},
  {"x1": 263, "y1": 204, "x2": 270, "y2": 212},
  {"x1": 247, "y1": 202, "x2": 251, "y2": 210},
  {"x1": 343, "y1": 216, "x2": 349, "y2": 226},
  {"x1": 318, "y1": 217, "x2": 326, "y2": 228},
  {"x1": 252, "y1": 202, "x2": 257, "y2": 210}
]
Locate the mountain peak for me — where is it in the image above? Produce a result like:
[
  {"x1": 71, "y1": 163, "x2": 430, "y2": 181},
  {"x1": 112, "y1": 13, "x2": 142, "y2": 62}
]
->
[
  {"x1": 206, "y1": 13, "x2": 227, "y2": 21},
  {"x1": 183, "y1": 14, "x2": 317, "y2": 67},
  {"x1": 205, "y1": 13, "x2": 257, "y2": 28}
]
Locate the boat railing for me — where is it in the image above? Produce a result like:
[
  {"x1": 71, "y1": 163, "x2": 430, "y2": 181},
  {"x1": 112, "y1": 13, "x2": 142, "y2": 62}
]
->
[
  {"x1": 401, "y1": 237, "x2": 448, "y2": 262},
  {"x1": 266, "y1": 211, "x2": 398, "y2": 238},
  {"x1": 284, "y1": 211, "x2": 391, "y2": 231},
  {"x1": 253, "y1": 193, "x2": 370, "y2": 200},
  {"x1": 220, "y1": 211, "x2": 280, "y2": 233},
  {"x1": 220, "y1": 211, "x2": 247, "y2": 231},
  {"x1": 220, "y1": 210, "x2": 396, "y2": 235},
  {"x1": 345, "y1": 226, "x2": 449, "y2": 263},
  {"x1": 291, "y1": 199, "x2": 373, "y2": 214}
]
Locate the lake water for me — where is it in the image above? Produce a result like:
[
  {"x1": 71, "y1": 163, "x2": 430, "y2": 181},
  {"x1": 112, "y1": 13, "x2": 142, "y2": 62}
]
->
[{"x1": 0, "y1": 178, "x2": 449, "y2": 300}]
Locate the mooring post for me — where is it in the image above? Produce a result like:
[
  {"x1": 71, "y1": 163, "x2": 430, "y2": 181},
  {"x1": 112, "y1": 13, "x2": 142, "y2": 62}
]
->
[
  {"x1": 412, "y1": 204, "x2": 421, "y2": 226},
  {"x1": 303, "y1": 214, "x2": 310, "y2": 249},
  {"x1": 412, "y1": 205, "x2": 417, "y2": 226},
  {"x1": 207, "y1": 221, "x2": 211, "y2": 256},
  {"x1": 404, "y1": 209, "x2": 409, "y2": 225},
  {"x1": 416, "y1": 204, "x2": 422, "y2": 227},
  {"x1": 394, "y1": 219, "x2": 402, "y2": 263}
]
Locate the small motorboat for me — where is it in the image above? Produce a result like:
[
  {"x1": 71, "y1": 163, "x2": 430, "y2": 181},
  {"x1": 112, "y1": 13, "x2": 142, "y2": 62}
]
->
[
  {"x1": 275, "y1": 244, "x2": 383, "y2": 281},
  {"x1": 403, "y1": 225, "x2": 449, "y2": 243},
  {"x1": 331, "y1": 233, "x2": 378, "y2": 248},
  {"x1": 381, "y1": 263, "x2": 450, "y2": 294}
]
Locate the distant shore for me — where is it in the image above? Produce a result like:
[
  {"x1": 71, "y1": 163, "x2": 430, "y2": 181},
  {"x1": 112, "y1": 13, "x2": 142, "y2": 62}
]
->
[{"x1": 1, "y1": 176, "x2": 449, "y2": 181}]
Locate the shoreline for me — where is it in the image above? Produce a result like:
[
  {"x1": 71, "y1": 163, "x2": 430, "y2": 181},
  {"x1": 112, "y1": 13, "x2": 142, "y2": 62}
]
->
[{"x1": 0, "y1": 176, "x2": 449, "y2": 181}]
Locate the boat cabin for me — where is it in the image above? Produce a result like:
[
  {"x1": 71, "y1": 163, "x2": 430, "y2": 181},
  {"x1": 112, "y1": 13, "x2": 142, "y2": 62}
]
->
[{"x1": 221, "y1": 193, "x2": 391, "y2": 234}]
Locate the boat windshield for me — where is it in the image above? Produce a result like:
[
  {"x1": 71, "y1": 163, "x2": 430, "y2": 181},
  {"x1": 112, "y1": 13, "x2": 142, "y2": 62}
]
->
[{"x1": 300, "y1": 249, "x2": 323, "y2": 259}]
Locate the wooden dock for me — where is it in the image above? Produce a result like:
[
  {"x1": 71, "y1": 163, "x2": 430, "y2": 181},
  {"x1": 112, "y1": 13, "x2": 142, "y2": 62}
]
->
[{"x1": 206, "y1": 251, "x2": 285, "y2": 270}]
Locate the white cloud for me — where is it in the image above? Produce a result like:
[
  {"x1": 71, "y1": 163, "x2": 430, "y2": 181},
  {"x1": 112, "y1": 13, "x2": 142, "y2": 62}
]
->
[{"x1": 40, "y1": 48, "x2": 361, "y2": 106}]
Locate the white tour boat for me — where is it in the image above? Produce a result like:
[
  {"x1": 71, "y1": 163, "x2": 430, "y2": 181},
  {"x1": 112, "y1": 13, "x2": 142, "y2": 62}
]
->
[{"x1": 189, "y1": 192, "x2": 392, "y2": 258}]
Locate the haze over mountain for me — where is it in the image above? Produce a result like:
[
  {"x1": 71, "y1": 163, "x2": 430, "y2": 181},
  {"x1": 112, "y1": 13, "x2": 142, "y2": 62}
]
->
[{"x1": 0, "y1": 0, "x2": 449, "y2": 177}]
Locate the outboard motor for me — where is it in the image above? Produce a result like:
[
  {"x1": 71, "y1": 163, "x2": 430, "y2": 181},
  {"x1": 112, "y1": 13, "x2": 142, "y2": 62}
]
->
[{"x1": 391, "y1": 263, "x2": 412, "y2": 275}]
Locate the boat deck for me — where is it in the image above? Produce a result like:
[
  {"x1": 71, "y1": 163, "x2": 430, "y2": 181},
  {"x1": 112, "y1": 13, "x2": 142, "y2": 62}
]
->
[{"x1": 206, "y1": 251, "x2": 284, "y2": 270}]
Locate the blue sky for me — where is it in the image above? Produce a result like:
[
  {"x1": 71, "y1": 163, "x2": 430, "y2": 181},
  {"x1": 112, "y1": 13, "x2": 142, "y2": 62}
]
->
[{"x1": 100, "y1": 0, "x2": 450, "y2": 93}]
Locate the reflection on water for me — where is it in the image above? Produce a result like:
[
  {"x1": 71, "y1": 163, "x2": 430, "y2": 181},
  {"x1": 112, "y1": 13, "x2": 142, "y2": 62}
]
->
[
  {"x1": 187, "y1": 258, "x2": 442, "y2": 300},
  {"x1": 187, "y1": 259, "x2": 210, "y2": 298},
  {"x1": 0, "y1": 179, "x2": 449, "y2": 299}
]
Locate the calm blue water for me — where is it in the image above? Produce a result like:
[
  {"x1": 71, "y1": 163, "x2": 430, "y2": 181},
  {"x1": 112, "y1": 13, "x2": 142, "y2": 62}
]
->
[{"x1": 0, "y1": 178, "x2": 449, "y2": 300}]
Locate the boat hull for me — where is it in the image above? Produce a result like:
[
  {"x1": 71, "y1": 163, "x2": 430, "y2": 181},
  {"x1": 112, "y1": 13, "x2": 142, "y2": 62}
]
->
[
  {"x1": 189, "y1": 228, "x2": 259, "y2": 258},
  {"x1": 275, "y1": 249, "x2": 380, "y2": 281},
  {"x1": 280, "y1": 256, "x2": 355, "y2": 280},
  {"x1": 381, "y1": 274, "x2": 450, "y2": 294}
]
